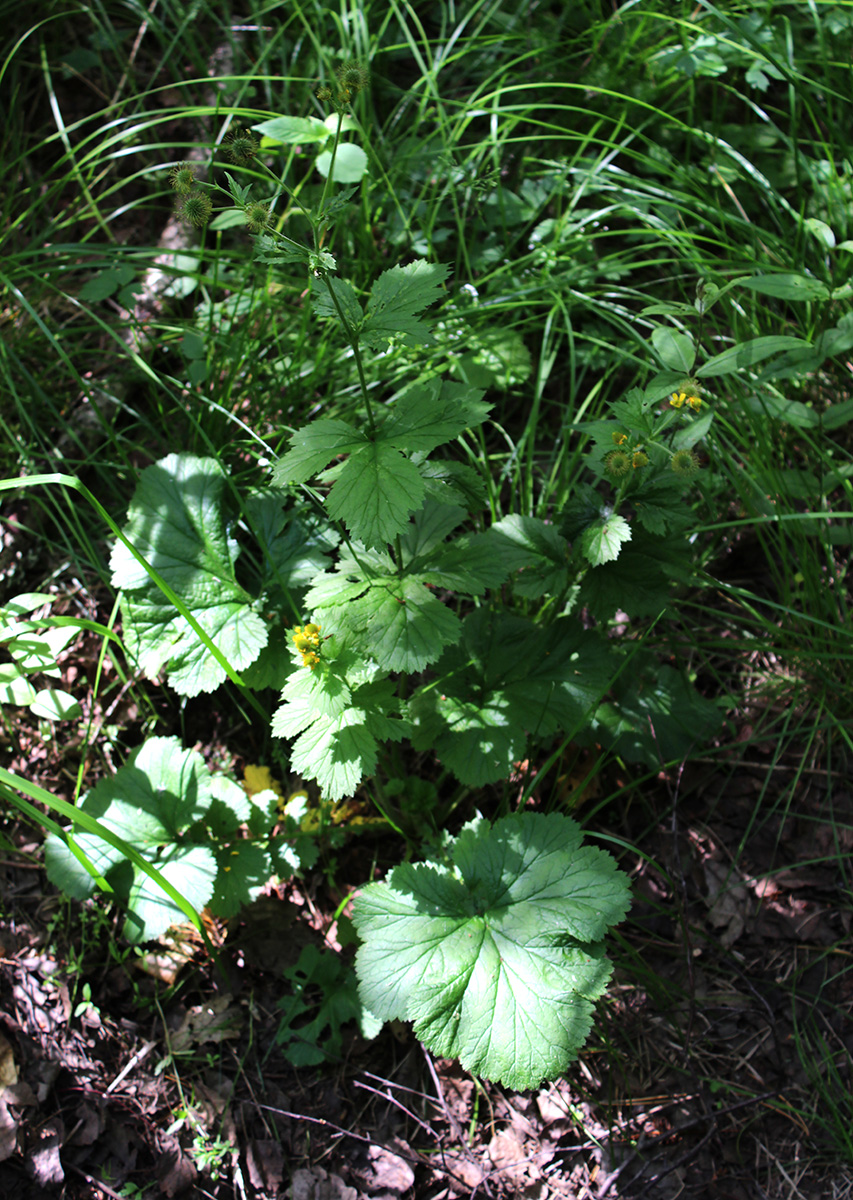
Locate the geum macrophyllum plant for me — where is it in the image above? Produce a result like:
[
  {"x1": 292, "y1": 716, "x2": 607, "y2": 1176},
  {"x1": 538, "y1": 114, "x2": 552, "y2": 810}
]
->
[{"x1": 97, "y1": 61, "x2": 770, "y2": 1084}]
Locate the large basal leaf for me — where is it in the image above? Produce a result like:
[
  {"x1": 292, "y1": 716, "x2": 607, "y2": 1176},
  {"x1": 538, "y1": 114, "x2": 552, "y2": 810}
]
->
[
  {"x1": 110, "y1": 454, "x2": 267, "y2": 696},
  {"x1": 45, "y1": 738, "x2": 237, "y2": 941},
  {"x1": 353, "y1": 813, "x2": 632, "y2": 1090}
]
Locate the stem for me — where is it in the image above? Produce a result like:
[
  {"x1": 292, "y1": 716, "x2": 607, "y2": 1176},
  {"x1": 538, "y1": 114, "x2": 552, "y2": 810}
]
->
[
  {"x1": 316, "y1": 108, "x2": 346, "y2": 249},
  {"x1": 320, "y1": 273, "x2": 376, "y2": 433}
]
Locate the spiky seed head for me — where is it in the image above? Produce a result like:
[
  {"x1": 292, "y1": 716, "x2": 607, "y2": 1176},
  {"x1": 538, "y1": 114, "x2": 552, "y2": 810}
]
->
[
  {"x1": 336, "y1": 59, "x2": 370, "y2": 98},
  {"x1": 179, "y1": 193, "x2": 212, "y2": 227},
  {"x1": 671, "y1": 449, "x2": 700, "y2": 477},
  {"x1": 244, "y1": 201, "x2": 270, "y2": 233},
  {"x1": 169, "y1": 162, "x2": 197, "y2": 194},
  {"x1": 604, "y1": 449, "x2": 632, "y2": 478},
  {"x1": 224, "y1": 126, "x2": 259, "y2": 165}
]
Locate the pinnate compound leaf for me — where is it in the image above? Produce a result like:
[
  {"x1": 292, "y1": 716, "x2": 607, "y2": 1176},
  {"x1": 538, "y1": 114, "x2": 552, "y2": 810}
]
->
[
  {"x1": 353, "y1": 812, "x2": 631, "y2": 1090},
  {"x1": 326, "y1": 442, "x2": 426, "y2": 549},
  {"x1": 410, "y1": 610, "x2": 612, "y2": 786},
  {"x1": 110, "y1": 454, "x2": 267, "y2": 696},
  {"x1": 361, "y1": 261, "x2": 450, "y2": 349}
]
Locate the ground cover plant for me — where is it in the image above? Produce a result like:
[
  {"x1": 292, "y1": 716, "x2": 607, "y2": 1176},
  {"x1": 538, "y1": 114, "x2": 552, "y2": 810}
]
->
[{"x1": 1, "y1": 0, "x2": 852, "y2": 1196}]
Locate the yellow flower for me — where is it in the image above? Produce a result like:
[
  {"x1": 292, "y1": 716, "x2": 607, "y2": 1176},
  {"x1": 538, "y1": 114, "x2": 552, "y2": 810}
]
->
[
  {"x1": 670, "y1": 392, "x2": 687, "y2": 409},
  {"x1": 292, "y1": 623, "x2": 323, "y2": 669}
]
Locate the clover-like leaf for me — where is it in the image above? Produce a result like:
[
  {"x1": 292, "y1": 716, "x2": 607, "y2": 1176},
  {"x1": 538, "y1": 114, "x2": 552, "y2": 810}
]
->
[{"x1": 353, "y1": 812, "x2": 632, "y2": 1090}]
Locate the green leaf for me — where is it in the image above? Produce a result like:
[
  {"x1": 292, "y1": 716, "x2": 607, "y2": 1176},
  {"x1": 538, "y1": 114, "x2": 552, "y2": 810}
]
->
[
  {"x1": 277, "y1": 947, "x2": 376, "y2": 1066},
  {"x1": 360, "y1": 261, "x2": 450, "y2": 349},
  {"x1": 384, "y1": 379, "x2": 491, "y2": 452},
  {"x1": 272, "y1": 419, "x2": 367, "y2": 485},
  {"x1": 110, "y1": 455, "x2": 267, "y2": 696},
  {"x1": 651, "y1": 326, "x2": 695, "y2": 372},
  {"x1": 488, "y1": 515, "x2": 570, "y2": 598},
  {"x1": 697, "y1": 336, "x2": 812, "y2": 377},
  {"x1": 418, "y1": 458, "x2": 487, "y2": 510},
  {"x1": 311, "y1": 276, "x2": 363, "y2": 330},
  {"x1": 211, "y1": 842, "x2": 274, "y2": 918},
  {"x1": 742, "y1": 393, "x2": 819, "y2": 428},
  {"x1": 410, "y1": 611, "x2": 612, "y2": 786},
  {"x1": 29, "y1": 689, "x2": 82, "y2": 721},
  {"x1": 590, "y1": 661, "x2": 723, "y2": 767},
  {"x1": 325, "y1": 442, "x2": 426, "y2": 549},
  {"x1": 44, "y1": 738, "x2": 228, "y2": 941},
  {"x1": 802, "y1": 218, "x2": 836, "y2": 251},
  {"x1": 578, "y1": 532, "x2": 689, "y2": 620},
  {"x1": 124, "y1": 844, "x2": 217, "y2": 942},
  {"x1": 580, "y1": 514, "x2": 632, "y2": 566},
  {"x1": 276, "y1": 676, "x2": 408, "y2": 801},
  {"x1": 633, "y1": 481, "x2": 694, "y2": 536},
  {"x1": 0, "y1": 672, "x2": 37, "y2": 707},
  {"x1": 315, "y1": 143, "x2": 369, "y2": 183},
  {"x1": 671, "y1": 409, "x2": 714, "y2": 450},
  {"x1": 737, "y1": 274, "x2": 831, "y2": 301},
  {"x1": 254, "y1": 114, "x2": 331, "y2": 145},
  {"x1": 304, "y1": 523, "x2": 504, "y2": 674},
  {"x1": 353, "y1": 812, "x2": 632, "y2": 1090}
]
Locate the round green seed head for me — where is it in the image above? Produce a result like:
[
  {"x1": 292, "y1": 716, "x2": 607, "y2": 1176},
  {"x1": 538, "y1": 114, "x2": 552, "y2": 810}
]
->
[
  {"x1": 224, "y1": 127, "x2": 259, "y2": 165},
  {"x1": 169, "y1": 162, "x2": 197, "y2": 194},
  {"x1": 244, "y1": 202, "x2": 270, "y2": 233},
  {"x1": 671, "y1": 449, "x2": 700, "y2": 477},
  {"x1": 604, "y1": 449, "x2": 632, "y2": 479},
  {"x1": 179, "y1": 193, "x2": 212, "y2": 228}
]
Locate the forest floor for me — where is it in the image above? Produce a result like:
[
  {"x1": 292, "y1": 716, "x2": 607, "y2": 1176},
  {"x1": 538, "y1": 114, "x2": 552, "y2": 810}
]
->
[{"x1": 1, "y1": 594, "x2": 851, "y2": 1200}]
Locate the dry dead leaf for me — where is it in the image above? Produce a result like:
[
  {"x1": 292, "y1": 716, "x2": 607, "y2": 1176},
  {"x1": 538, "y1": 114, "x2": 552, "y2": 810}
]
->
[
  {"x1": 488, "y1": 1130, "x2": 527, "y2": 1174},
  {"x1": 26, "y1": 1116, "x2": 64, "y2": 1188},
  {"x1": 288, "y1": 1165, "x2": 358, "y2": 1200},
  {"x1": 246, "y1": 1138, "x2": 284, "y2": 1194},
  {"x1": 0, "y1": 1033, "x2": 17, "y2": 1097},
  {"x1": 351, "y1": 1144, "x2": 415, "y2": 1195},
  {"x1": 703, "y1": 859, "x2": 751, "y2": 947},
  {"x1": 170, "y1": 995, "x2": 242, "y2": 1053}
]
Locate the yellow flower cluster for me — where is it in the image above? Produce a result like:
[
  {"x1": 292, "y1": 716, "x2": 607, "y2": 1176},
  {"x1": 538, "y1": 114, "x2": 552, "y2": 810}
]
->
[
  {"x1": 292, "y1": 623, "x2": 323, "y2": 669},
  {"x1": 670, "y1": 391, "x2": 703, "y2": 411}
]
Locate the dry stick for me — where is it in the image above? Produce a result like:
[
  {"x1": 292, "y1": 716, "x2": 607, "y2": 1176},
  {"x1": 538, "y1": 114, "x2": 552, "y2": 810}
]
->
[
  {"x1": 421, "y1": 1047, "x2": 496, "y2": 1200},
  {"x1": 253, "y1": 1101, "x2": 477, "y2": 1196},
  {"x1": 109, "y1": 0, "x2": 160, "y2": 110},
  {"x1": 596, "y1": 1089, "x2": 780, "y2": 1198}
]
